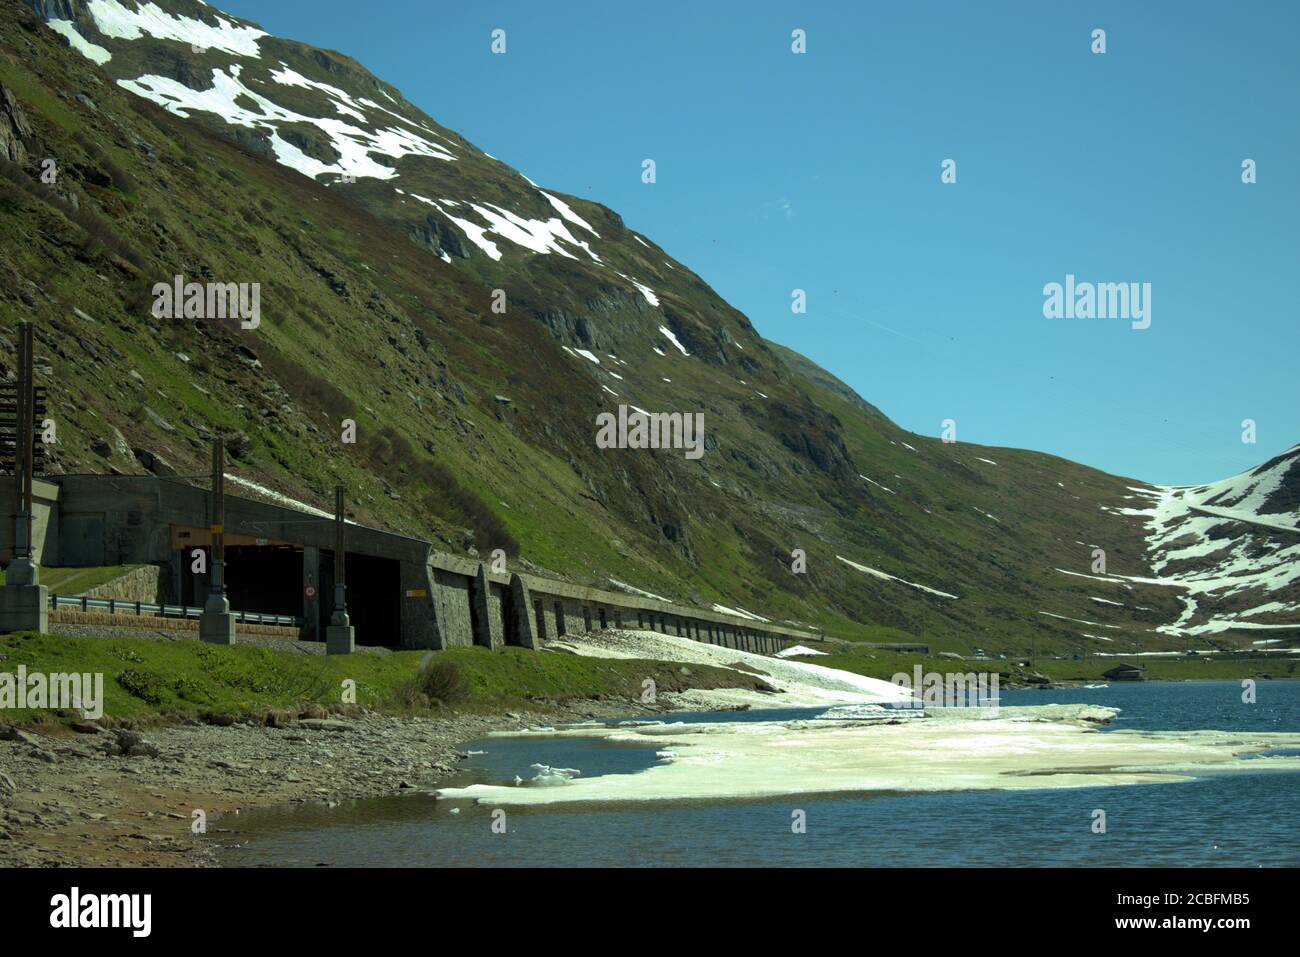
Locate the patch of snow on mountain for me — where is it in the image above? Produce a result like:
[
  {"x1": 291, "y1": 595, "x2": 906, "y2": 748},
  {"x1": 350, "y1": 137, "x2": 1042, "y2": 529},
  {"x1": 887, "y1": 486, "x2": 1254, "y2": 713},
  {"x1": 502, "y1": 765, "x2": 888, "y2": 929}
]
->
[
  {"x1": 407, "y1": 195, "x2": 501, "y2": 259},
  {"x1": 1039, "y1": 611, "x2": 1121, "y2": 630},
  {"x1": 630, "y1": 279, "x2": 660, "y2": 306},
  {"x1": 710, "y1": 604, "x2": 770, "y2": 622},
  {"x1": 607, "y1": 579, "x2": 673, "y2": 603},
  {"x1": 859, "y1": 475, "x2": 895, "y2": 494},
  {"x1": 468, "y1": 203, "x2": 595, "y2": 260},
  {"x1": 268, "y1": 66, "x2": 367, "y2": 121},
  {"x1": 775, "y1": 645, "x2": 828, "y2": 658},
  {"x1": 836, "y1": 555, "x2": 958, "y2": 600},
  {"x1": 47, "y1": 20, "x2": 113, "y2": 63},
  {"x1": 538, "y1": 190, "x2": 598, "y2": 236},
  {"x1": 976, "y1": 457, "x2": 998, "y2": 466},
  {"x1": 1115, "y1": 451, "x2": 1300, "y2": 635},
  {"x1": 354, "y1": 96, "x2": 445, "y2": 138},
  {"x1": 117, "y1": 67, "x2": 454, "y2": 182},
  {"x1": 88, "y1": 0, "x2": 266, "y2": 57},
  {"x1": 225, "y1": 473, "x2": 333, "y2": 518},
  {"x1": 658, "y1": 326, "x2": 689, "y2": 355}
]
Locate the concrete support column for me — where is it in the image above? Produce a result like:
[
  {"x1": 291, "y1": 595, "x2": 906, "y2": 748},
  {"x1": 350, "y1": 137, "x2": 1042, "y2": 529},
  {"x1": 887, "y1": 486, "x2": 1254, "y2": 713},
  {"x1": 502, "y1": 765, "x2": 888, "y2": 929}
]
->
[
  {"x1": 509, "y1": 573, "x2": 540, "y2": 649},
  {"x1": 324, "y1": 486, "x2": 354, "y2": 655},
  {"x1": 302, "y1": 545, "x2": 321, "y2": 641},
  {"x1": 200, "y1": 439, "x2": 236, "y2": 646},
  {"x1": 472, "y1": 563, "x2": 502, "y2": 648},
  {"x1": 0, "y1": 582, "x2": 47, "y2": 633}
]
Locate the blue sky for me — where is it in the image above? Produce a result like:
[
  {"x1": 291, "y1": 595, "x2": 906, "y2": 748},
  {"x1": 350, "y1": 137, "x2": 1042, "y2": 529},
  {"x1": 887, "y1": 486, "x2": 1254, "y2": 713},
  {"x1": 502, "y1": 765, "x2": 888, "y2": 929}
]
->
[{"x1": 217, "y1": 0, "x2": 1299, "y2": 485}]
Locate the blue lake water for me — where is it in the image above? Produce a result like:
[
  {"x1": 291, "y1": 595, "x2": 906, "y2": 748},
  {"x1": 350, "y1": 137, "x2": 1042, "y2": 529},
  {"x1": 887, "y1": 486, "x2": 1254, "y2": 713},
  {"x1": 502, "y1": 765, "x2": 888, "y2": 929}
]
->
[{"x1": 218, "y1": 681, "x2": 1300, "y2": 867}]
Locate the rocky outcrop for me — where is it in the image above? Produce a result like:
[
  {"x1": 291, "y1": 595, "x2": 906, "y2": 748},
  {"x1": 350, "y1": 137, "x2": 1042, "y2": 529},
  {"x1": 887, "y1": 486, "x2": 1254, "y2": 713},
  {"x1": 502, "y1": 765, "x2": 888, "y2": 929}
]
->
[
  {"x1": 0, "y1": 81, "x2": 33, "y2": 165},
  {"x1": 409, "y1": 214, "x2": 467, "y2": 259},
  {"x1": 24, "y1": 0, "x2": 80, "y2": 23}
]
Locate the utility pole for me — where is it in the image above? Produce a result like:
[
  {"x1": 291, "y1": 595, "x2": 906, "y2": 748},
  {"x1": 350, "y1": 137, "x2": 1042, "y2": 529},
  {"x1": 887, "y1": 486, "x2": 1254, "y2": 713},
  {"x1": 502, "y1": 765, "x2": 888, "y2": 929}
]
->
[
  {"x1": 198, "y1": 437, "x2": 235, "y2": 644},
  {"x1": 0, "y1": 322, "x2": 48, "y2": 633},
  {"x1": 9, "y1": 322, "x2": 37, "y2": 584},
  {"x1": 325, "y1": 483, "x2": 354, "y2": 654}
]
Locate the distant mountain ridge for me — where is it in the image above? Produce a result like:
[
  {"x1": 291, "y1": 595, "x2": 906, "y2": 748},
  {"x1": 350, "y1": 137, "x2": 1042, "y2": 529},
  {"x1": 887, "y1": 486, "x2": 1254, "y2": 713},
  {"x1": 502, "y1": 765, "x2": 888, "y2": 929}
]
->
[{"x1": 2, "y1": 0, "x2": 1295, "y2": 655}]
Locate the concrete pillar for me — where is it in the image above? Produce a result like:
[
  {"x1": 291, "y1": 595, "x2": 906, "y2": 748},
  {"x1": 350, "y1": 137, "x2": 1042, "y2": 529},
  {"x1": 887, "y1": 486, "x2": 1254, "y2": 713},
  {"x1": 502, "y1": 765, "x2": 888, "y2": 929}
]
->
[
  {"x1": 543, "y1": 602, "x2": 559, "y2": 643},
  {"x1": 0, "y1": 581, "x2": 47, "y2": 633},
  {"x1": 325, "y1": 620, "x2": 355, "y2": 654},
  {"x1": 201, "y1": 603, "x2": 237, "y2": 645},
  {"x1": 302, "y1": 545, "x2": 321, "y2": 641},
  {"x1": 472, "y1": 563, "x2": 502, "y2": 647},
  {"x1": 509, "y1": 573, "x2": 540, "y2": 649}
]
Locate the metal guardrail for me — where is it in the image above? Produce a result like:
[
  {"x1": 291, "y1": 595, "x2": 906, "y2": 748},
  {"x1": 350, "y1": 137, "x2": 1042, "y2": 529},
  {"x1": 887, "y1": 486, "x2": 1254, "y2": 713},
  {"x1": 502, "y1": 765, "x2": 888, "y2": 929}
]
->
[{"x1": 48, "y1": 594, "x2": 302, "y2": 627}]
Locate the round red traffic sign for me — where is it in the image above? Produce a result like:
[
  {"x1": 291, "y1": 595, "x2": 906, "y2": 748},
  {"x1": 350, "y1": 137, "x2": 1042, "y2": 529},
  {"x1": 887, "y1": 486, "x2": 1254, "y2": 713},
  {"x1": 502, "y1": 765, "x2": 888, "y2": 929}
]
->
[{"x1": 304, "y1": 584, "x2": 318, "y2": 599}]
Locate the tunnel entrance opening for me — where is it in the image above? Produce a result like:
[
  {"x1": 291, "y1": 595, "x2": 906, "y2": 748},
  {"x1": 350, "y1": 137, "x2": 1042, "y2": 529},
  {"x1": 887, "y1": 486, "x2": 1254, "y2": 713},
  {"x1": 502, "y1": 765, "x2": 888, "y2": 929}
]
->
[
  {"x1": 225, "y1": 545, "x2": 303, "y2": 617},
  {"x1": 180, "y1": 543, "x2": 303, "y2": 618},
  {"x1": 319, "y1": 550, "x2": 401, "y2": 647}
]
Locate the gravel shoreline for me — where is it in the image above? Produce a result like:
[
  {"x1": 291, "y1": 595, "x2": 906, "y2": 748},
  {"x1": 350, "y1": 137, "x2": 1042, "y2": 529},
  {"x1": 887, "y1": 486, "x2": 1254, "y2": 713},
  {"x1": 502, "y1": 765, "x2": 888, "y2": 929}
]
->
[{"x1": 0, "y1": 696, "x2": 678, "y2": 868}]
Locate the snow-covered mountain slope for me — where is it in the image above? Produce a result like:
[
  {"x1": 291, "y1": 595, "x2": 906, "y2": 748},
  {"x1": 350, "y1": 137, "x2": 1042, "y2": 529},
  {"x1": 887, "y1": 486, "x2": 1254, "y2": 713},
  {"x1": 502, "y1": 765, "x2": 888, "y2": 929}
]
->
[
  {"x1": 34, "y1": 0, "x2": 665, "y2": 293},
  {"x1": 1076, "y1": 446, "x2": 1300, "y2": 638}
]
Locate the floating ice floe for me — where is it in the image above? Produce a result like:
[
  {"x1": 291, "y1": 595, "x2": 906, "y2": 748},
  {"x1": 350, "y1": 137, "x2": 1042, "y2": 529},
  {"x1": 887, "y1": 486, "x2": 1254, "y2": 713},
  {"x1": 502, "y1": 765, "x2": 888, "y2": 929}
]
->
[{"x1": 528, "y1": 764, "x2": 581, "y2": 787}]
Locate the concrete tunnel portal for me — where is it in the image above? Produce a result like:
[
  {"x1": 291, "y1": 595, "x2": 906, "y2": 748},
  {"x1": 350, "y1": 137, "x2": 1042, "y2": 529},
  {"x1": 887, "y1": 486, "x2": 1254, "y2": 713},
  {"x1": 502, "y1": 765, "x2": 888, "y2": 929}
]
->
[
  {"x1": 14, "y1": 475, "x2": 818, "y2": 654},
  {"x1": 173, "y1": 526, "x2": 402, "y2": 647}
]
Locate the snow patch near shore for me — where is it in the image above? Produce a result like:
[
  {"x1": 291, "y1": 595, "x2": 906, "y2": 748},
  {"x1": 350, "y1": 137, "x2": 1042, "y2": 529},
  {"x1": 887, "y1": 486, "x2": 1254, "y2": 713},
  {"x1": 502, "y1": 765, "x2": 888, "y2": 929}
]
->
[
  {"x1": 547, "y1": 629, "x2": 908, "y2": 709},
  {"x1": 435, "y1": 707, "x2": 1300, "y2": 807}
]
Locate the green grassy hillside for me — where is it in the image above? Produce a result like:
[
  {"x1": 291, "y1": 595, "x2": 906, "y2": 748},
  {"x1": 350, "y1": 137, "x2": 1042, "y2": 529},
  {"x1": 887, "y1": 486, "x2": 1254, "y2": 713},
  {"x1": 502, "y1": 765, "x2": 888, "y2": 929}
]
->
[{"x1": 1, "y1": 0, "x2": 1295, "y2": 657}]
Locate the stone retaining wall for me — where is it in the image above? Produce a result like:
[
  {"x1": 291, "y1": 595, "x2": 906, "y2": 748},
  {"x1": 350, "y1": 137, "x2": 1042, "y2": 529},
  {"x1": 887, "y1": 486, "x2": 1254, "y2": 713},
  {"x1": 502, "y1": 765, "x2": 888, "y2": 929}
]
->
[{"x1": 421, "y1": 554, "x2": 813, "y2": 654}]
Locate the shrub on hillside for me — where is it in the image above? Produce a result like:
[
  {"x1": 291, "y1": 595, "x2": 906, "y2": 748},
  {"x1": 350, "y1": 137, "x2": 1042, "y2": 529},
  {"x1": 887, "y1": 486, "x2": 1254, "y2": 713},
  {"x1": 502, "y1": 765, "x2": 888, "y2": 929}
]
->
[
  {"x1": 417, "y1": 657, "x2": 469, "y2": 706},
  {"x1": 116, "y1": 668, "x2": 167, "y2": 704}
]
